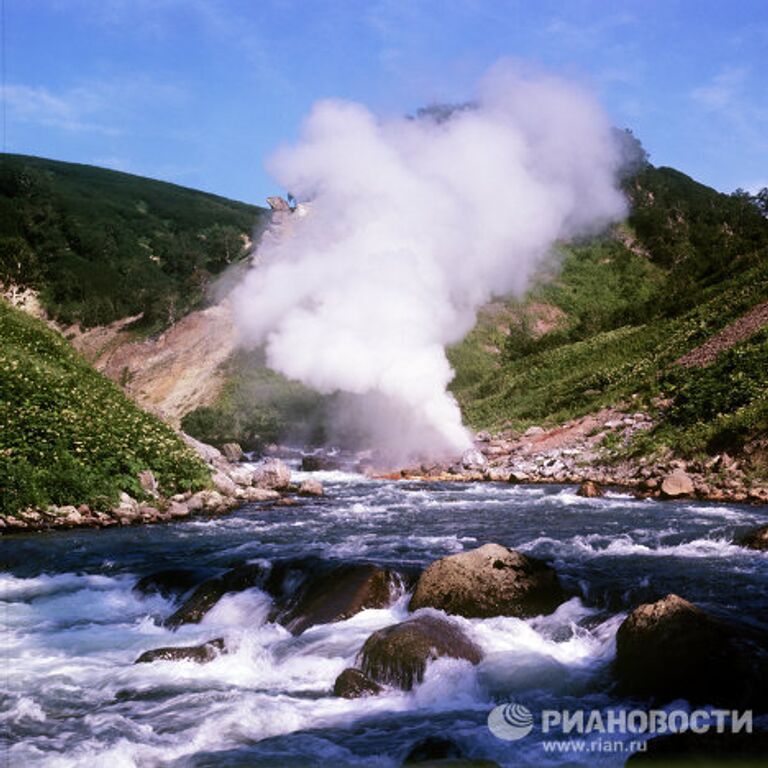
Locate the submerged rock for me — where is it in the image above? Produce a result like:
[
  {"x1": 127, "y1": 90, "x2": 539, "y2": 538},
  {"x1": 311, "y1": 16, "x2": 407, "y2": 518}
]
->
[
  {"x1": 135, "y1": 637, "x2": 225, "y2": 664},
  {"x1": 737, "y1": 524, "x2": 768, "y2": 551},
  {"x1": 403, "y1": 736, "x2": 463, "y2": 764},
  {"x1": 133, "y1": 568, "x2": 214, "y2": 600},
  {"x1": 273, "y1": 563, "x2": 398, "y2": 635},
  {"x1": 332, "y1": 668, "x2": 382, "y2": 698},
  {"x1": 164, "y1": 564, "x2": 266, "y2": 628},
  {"x1": 409, "y1": 543, "x2": 565, "y2": 619},
  {"x1": 614, "y1": 594, "x2": 768, "y2": 707},
  {"x1": 359, "y1": 615, "x2": 482, "y2": 691}
]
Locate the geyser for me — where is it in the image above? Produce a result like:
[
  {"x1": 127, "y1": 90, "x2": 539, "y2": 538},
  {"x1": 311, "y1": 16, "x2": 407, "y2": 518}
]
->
[{"x1": 233, "y1": 63, "x2": 627, "y2": 462}]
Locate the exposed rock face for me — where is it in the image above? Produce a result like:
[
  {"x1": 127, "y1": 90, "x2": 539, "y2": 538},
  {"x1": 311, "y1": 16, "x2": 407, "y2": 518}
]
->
[
  {"x1": 164, "y1": 564, "x2": 266, "y2": 628},
  {"x1": 298, "y1": 479, "x2": 324, "y2": 497},
  {"x1": 660, "y1": 469, "x2": 695, "y2": 498},
  {"x1": 576, "y1": 480, "x2": 603, "y2": 498},
  {"x1": 135, "y1": 638, "x2": 225, "y2": 664},
  {"x1": 614, "y1": 594, "x2": 767, "y2": 707},
  {"x1": 252, "y1": 458, "x2": 291, "y2": 490},
  {"x1": 409, "y1": 543, "x2": 565, "y2": 619},
  {"x1": 332, "y1": 668, "x2": 382, "y2": 698},
  {"x1": 359, "y1": 615, "x2": 482, "y2": 691},
  {"x1": 220, "y1": 442, "x2": 244, "y2": 462},
  {"x1": 273, "y1": 563, "x2": 398, "y2": 635},
  {"x1": 737, "y1": 524, "x2": 768, "y2": 551}
]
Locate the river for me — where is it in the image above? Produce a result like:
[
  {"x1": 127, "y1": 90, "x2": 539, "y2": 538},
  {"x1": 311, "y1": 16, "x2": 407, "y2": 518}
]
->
[{"x1": 2, "y1": 469, "x2": 767, "y2": 767}]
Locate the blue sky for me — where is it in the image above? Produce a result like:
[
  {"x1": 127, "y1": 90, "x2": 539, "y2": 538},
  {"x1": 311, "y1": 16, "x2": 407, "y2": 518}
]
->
[{"x1": 6, "y1": 0, "x2": 767, "y2": 205}]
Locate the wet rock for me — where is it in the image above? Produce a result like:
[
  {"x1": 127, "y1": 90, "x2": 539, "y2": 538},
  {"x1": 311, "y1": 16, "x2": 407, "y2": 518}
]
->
[
  {"x1": 135, "y1": 638, "x2": 225, "y2": 664},
  {"x1": 359, "y1": 615, "x2": 482, "y2": 691},
  {"x1": 275, "y1": 497, "x2": 298, "y2": 507},
  {"x1": 737, "y1": 524, "x2": 768, "y2": 551},
  {"x1": 486, "y1": 468, "x2": 512, "y2": 483},
  {"x1": 252, "y1": 458, "x2": 291, "y2": 490},
  {"x1": 403, "y1": 736, "x2": 463, "y2": 764},
  {"x1": 220, "y1": 442, "x2": 244, "y2": 462},
  {"x1": 626, "y1": 731, "x2": 768, "y2": 765},
  {"x1": 138, "y1": 470, "x2": 159, "y2": 497},
  {"x1": 166, "y1": 501, "x2": 190, "y2": 519},
  {"x1": 164, "y1": 564, "x2": 266, "y2": 628},
  {"x1": 237, "y1": 486, "x2": 280, "y2": 502},
  {"x1": 274, "y1": 563, "x2": 398, "y2": 635},
  {"x1": 576, "y1": 480, "x2": 603, "y2": 498},
  {"x1": 614, "y1": 594, "x2": 768, "y2": 707},
  {"x1": 332, "y1": 668, "x2": 382, "y2": 698},
  {"x1": 409, "y1": 543, "x2": 565, "y2": 619},
  {"x1": 660, "y1": 469, "x2": 694, "y2": 498},
  {"x1": 133, "y1": 568, "x2": 214, "y2": 600},
  {"x1": 300, "y1": 455, "x2": 341, "y2": 472},
  {"x1": 298, "y1": 479, "x2": 324, "y2": 497}
]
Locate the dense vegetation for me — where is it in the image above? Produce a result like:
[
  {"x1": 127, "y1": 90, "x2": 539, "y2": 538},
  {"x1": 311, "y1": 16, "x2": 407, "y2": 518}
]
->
[
  {"x1": 0, "y1": 154, "x2": 266, "y2": 329},
  {"x1": 450, "y1": 165, "x2": 768, "y2": 460},
  {"x1": 181, "y1": 349, "x2": 325, "y2": 451},
  {"x1": 0, "y1": 301, "x2": 210, "y2": 515}
]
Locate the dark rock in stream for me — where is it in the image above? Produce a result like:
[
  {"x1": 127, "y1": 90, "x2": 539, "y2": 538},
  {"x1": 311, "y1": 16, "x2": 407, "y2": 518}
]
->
[
  {"x1": 135, "y1": 637, "x2": 225, "y2": 664},
  {"x1": 272, "y1": 562, "x2": 401, "y2": 635},
  {"x1": 409, "y1": 543, "x2": 565, "y2": 619},
  {"x1": 164, "y1": 564, "x2": 267, "y2": 628},
  {"x1": 359, "y1": 615, "x2": 482, "y2": 691},
  {"x1": 332, "y1": 668, "x2": 382, "y2": 698},
  {"x1": 403, "y1": 736, "x2": 463, "y2": 764},
  {"x1": 300, "y1": 455, "x2": 342, "y2": 472},
  {"x1": 133, "y1": 568, "x2": 215, "y2": 601},
  {"x1": 576, "y1": 480, "x2": 603, "y2": 498},
  {"x1": 737, "y1": 524, "x2": 768, "y2": 551},
  {"x1": 614, "y1": 594, "x2": 768, "y2": 708}
]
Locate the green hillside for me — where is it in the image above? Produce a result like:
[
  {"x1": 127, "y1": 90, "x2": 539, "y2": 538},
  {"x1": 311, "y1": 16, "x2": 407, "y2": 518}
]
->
[
  {"x1": 0, "y1": 153, "x2": 267, "y2": 329},
  {"x1": 0, "y1": 300, "x2": 210, "y2": 515},
  {"x1": 449, "y1": 166, "x2": 768, "y2": 462}
]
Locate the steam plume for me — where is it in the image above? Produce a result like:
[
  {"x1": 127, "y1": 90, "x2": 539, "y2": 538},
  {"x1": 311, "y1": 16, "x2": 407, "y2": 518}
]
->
[{"x1": 232, "y1": 64, "x2": 627, "y2": 461}]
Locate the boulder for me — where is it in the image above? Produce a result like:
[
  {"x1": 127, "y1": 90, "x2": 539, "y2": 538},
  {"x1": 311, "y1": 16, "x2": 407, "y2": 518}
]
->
[
  {"x1": 164, "y1": 564, "x2": 266, "y2": 628},
  {"x1": 133, "y1": 568, "x2": 213, "y2": 600},
  {"x1": 298, "y1": 479, "x2": 324, "y2": 497},
  {"x1": 576, "y1": 480, "x2": 603, "y2": 498},
  {"x1": 252, "y1": 458, "x2": 291, "y2": 490},
  {"x1": 524, "y1": 426, "x2": 545, "y2": 437},
  {"x1": 332, "y1": 668, "x2": 382, "y2": 699},
  {"x1": 359, "y1": 615, "x2": 482, "y2": 691},
  {"x1": 135, "y1": 638, "x2": 225, "y2": 664},
  {"x1": 212, "y1": 471, "x2": 238, "y2": 496},
  {"x1": 461, "y1": 449, "x2": 487, "y2": 470},
  {"x1": 237, "y1": 486, "x2": 280, "y2": 502},
  {"x1": 409, "y1": 544, "x2": 565, "y2": 619},
  {"x1": 180, "y1": 432, "x2": 223, "y2": 464},
  {"x1": 227, "y1": 465, "x2": 255, "y2": 487},
  {"x1": 403, "y1": 736, "x2": 463, "y2": 764},
  {"x1": 660, "y1": 469, "x2": 695, "y2": 498},
  {"x1": 614, "y1": 594, "x2": 768, "y2": 707},
  {"x1": 220, "y1": 442, "x2": 244, "y2": 462},
  {"x1": 300, "y1": 455, "x2": 341, "y2": 472},
  {"x1": 737, "y1": 524, "x2": 768, "y2": 551},
  {"x1": 273, "y1": 563, "x2": 397, "y2": 635}
]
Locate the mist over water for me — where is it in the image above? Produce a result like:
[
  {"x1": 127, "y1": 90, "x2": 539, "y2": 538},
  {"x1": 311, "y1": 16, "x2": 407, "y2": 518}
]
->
[{"x1": 233, "y1": 64, "x2": 627, "y2": 460}]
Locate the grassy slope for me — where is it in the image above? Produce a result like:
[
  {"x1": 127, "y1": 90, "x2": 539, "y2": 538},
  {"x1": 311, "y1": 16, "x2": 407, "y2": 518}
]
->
[
  {"x1": 0, "y1": 300, "x2": 210, "y2": 515},
  {"x1": 0, "y1": 153, "x2": 267, "y2": 330},
  {"x1": 449, "y1": 166, "x2": 768, "y2": 460}
]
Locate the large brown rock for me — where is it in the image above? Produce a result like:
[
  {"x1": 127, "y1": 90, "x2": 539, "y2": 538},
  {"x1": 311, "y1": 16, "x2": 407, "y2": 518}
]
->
[
  {"x1": 252, "y1": 458, "x2": 291, "y2": 490},
  {"x1": 576, "y1": 480, "x2": 603, "y2": 498},
  {"x1": 408, "y1": 543, "x2": 565, "y2": 619},
  {"x1": 737, "y1": 524, "x2": 768, "y2": 551},
  {"x1": 359, "y1": 615, "x2": 482, "y2": 691},
  {"x1": 332, "y1": 668, "x2": 382, "y2": 698},
  {"x1": 273, "y1": 563, "x2": 397, "y2": 635},
  {"x1": 614, "y1": 594, "x2": 768, "y2": 707},
  {"x1": 660, "y1": 469, "x2": 695, "y2": 498},
  {"x1": 135, "y1": 638, "x2": 225, "y2": 664}
]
